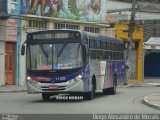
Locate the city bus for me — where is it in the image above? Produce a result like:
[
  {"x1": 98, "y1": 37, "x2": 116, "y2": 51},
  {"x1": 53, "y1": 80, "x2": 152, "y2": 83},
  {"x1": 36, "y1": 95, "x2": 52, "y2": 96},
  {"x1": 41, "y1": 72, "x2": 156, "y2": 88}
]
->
[{"x1": 21, "y1": 29, "x2": 126, "y2": 101}]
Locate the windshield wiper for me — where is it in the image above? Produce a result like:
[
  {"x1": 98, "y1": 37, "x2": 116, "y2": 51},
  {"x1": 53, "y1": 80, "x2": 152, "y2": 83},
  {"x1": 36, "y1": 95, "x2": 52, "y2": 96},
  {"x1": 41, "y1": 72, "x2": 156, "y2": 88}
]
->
[
  {"x1": 40, "y1": 45, "x2": 48, "y2": 58},
  {"x1": 57, "y1": 42, "x2": 68, "y2": 58}
]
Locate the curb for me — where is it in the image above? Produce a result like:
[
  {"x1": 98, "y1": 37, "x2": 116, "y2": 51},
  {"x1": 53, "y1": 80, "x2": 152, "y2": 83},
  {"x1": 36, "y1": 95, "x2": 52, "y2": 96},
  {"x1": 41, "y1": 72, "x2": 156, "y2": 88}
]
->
[
  {"x1": 0, "y1": 90, "x2": 26, "y2": 93},
  {"x1": 122, "y1": 83, "x2": 160, "y2": 88},
  {"x1": 143, "y1": 95, "x2": 160, "y2": 110}
]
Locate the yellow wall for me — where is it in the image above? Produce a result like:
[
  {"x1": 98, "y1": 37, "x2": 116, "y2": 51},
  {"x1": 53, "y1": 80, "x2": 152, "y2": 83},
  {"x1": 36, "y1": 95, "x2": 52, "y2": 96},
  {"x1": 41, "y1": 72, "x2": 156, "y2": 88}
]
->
[{"x1": 115, "y1": 23, "x2": 144, "y2": 82}]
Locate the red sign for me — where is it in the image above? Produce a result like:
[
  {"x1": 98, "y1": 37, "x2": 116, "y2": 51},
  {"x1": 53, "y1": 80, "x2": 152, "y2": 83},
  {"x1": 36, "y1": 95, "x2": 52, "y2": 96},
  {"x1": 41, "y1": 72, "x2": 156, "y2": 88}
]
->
[
  {"x1": 7, "y1": 19, "x2": 17, "y2": 42},
  {"x1": 31, "y1": 77, "x2": 48, "y2": 81},
  {"x1": 48, "y1": 85, "x2": 59, "y2": 90},
  {"x1": 38, "y1": 65, "x2": 52, "y2": 70},
  {"x1": 138, "y1": 53, "x2": 142, "y2": 59}
]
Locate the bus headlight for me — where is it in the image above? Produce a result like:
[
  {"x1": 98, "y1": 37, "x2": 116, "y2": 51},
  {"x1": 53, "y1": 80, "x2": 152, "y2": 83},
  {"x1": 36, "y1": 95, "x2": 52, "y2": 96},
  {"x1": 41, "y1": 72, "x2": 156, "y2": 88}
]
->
[
  {"x1": 69, "y1": 74, "x2": 83, "y2": 83},
  {"x1": 27, "y1": 76, "x2": 31, "y2": 80},
  {"x1": 76, "y1": 74, "x2": 83, "y2": 79},
  {"x1": 27, "y1": 76, "x2": 38, "y2": 85}
]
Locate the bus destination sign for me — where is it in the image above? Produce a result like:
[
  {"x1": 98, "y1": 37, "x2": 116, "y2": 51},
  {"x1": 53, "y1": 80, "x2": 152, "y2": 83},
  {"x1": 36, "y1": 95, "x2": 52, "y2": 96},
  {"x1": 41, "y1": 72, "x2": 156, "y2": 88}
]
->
[{"x1": 30, "y1": 32, "x2": 79, "y2": 40}]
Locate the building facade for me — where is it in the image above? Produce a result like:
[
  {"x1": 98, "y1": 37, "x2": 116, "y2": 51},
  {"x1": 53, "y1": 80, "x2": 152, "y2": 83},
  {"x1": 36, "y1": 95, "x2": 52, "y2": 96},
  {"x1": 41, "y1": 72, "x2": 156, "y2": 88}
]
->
[
  {"x1": 108, "y1": 0, "x2": 160, "y2": 80},
  {"x1": 115, "y1": 23, "x2": 144, "y2": 82},
  {"x1": 3, "y1": 0, "x2": 156, "y2": 85},
  {"x1": 20, "y1": 0, "x2": 114, "y2": 85},
  {"x1": 0, "y1": 0, "x2": 21, "y2": 85},
  {"x1": 0, "y1": 0, "x2": 116, "y2": 86}
]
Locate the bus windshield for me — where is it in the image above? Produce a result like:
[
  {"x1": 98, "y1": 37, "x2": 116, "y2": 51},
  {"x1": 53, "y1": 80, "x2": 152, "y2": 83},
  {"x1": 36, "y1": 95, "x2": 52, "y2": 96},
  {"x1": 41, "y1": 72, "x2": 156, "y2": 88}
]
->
[{"x1": 27, "y1": 43, "x2": 83, "y2": 70}]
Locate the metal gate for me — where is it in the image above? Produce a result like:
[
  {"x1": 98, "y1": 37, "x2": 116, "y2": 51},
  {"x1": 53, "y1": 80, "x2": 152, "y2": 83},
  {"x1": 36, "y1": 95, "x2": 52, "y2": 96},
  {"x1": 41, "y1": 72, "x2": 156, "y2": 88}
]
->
[{"x1": 144, "y1": 51, "x2": 160, "y2": 77}]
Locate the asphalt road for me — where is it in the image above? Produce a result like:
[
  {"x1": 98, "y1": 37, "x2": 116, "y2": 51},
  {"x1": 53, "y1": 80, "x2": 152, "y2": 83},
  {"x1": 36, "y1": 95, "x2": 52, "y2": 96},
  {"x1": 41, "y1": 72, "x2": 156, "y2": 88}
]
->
[{"x1": 0, "y1": 87, "x2": 159, "y2": 114}]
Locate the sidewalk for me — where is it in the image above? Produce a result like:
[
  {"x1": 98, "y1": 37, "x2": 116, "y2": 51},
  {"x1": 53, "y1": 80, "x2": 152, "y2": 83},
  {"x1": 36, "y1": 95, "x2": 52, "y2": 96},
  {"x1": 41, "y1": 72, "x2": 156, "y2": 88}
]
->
[
  {"x1": 125, "y1": 79, "x2": 160, "y2": 110},
  {"x1": 0, "y1": 81, "x2": 160, "y2": 110},
  {"x1": 143, "y1": 93, "x2": 160, "y2": 110},
  {"x1": 0, "y1": 85, "x2": 26, "y2": 93}
]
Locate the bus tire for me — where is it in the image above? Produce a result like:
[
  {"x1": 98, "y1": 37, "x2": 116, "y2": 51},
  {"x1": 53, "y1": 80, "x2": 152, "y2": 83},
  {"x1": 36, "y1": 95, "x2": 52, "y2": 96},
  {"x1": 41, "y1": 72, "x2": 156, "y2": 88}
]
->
[
  {"x1": 84, "y1": 83, "x2": 95, "y2": 100},
  {"x1": 108, "y1": 76, "x2": 117, "y2": 95},
  {"x1": 42, "y1": 93, "x2": 50, "y2": 101}
]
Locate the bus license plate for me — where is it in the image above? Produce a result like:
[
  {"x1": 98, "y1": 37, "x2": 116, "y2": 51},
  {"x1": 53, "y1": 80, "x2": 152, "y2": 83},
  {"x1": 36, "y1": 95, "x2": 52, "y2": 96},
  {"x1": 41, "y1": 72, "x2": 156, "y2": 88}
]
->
[{"x1": 48, "y1": 85, "x2": 59, "y2": 89}]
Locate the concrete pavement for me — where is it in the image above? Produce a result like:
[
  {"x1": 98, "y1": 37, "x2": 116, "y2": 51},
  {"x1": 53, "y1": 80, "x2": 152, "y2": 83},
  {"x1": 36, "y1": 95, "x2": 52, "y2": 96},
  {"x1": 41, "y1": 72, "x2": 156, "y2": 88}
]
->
[
  {"x1": 0, "y1": 80, "x2": 160, "y2": 110},
  {"x1": 126, "y1": 79, "x2": 160, "y2": 110},
  {"x1": 143, "y1": 93, "x2": 160, "y2": 110},
  {"x1": 0, "y1": 85, "x2": 26, "y2": 93}
]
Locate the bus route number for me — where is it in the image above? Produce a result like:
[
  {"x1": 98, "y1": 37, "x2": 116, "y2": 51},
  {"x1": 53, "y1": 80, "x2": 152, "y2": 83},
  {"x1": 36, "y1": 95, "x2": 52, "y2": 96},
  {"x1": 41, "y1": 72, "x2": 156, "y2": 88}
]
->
[{"x1": 56, "y1": 77, "x2": 66, "y2": 81}]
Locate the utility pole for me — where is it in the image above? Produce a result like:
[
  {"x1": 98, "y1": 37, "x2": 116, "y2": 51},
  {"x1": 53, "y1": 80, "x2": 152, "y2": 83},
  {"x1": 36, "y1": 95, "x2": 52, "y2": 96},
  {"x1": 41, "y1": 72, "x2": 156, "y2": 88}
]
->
[{"x1": 124, "y1": 0, "x2": 137, "y2": 85}]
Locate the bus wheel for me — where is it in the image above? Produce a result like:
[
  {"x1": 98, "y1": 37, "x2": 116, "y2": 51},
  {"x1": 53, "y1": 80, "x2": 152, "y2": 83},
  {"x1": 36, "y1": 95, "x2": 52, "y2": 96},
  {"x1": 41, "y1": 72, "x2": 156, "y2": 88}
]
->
[
  {"x1": 42, "y1": 93, "x2": 50, "y2": 101},
  {"x1": 84, "y1": 83, "x2": 95, "y2": 100},
  {"x1": 108, "y1": 76, "x2": 117, "y2": 95}
]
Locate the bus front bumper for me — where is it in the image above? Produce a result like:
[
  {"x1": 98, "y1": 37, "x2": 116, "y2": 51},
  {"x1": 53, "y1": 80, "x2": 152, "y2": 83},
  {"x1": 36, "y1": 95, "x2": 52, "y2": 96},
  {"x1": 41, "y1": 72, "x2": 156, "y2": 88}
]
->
[{"x1": 26, "y1": 79, "x2": 84, "y2": 94}]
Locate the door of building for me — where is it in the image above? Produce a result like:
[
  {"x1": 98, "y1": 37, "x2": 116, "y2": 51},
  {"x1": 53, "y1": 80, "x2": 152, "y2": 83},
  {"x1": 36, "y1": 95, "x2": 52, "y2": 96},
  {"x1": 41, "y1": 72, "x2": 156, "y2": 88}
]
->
[
  {"x1": 5, "y1": 42, "x2": 16, "y2": 85},
  {"x1": 144, "y1": 51, "x2": 160, "y2": 77}
]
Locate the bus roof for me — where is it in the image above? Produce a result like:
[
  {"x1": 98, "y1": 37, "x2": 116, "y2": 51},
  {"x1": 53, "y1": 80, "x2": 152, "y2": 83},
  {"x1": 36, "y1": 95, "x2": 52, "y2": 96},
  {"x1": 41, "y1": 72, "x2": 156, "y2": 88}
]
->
[
  {"x1": 80, "y1": 30, "x2": 123, "y2": 44},
  {"x1": 27, "y1": 29, "x2": 123, "y2": 44},
  {"x1": 98, "y1": 34, "x2": 123, "y2": 44},
  {"x1": 27, "y1": 29, "x2": 82, "y2": 34}
]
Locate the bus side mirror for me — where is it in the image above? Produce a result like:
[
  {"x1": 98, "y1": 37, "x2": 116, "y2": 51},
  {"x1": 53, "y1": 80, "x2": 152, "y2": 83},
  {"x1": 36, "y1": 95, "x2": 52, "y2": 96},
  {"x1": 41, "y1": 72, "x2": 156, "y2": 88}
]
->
[{"x1": 21, "y1": 44, "x2": 25, "y2": 55}]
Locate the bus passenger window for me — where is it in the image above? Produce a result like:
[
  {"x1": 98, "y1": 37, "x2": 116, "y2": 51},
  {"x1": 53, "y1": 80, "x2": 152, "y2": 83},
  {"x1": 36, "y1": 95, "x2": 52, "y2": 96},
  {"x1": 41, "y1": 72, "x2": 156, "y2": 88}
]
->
[
  {"x1": 82, "y1": 45, "x2": 88, "y2": 65},
  {"x1": 90, "y1": 50, "x2": 96, "y2": 59},
  {"x1": 97, "y1": 41, "x2": 100, "y2": 49}
]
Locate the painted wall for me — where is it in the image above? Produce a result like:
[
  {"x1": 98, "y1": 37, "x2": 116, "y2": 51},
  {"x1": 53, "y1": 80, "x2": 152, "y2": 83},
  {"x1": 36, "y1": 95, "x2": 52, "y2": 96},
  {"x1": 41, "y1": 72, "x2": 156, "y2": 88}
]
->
[
  {"x1": 0, "y1": 0, "x2": 20, "y2": 15},
  {"x1": 21, "y1": 0, "x2": 107, "y2": 23},
  {"x1": 0, "y1": 0, "x2": 7, "y2": 14},
  {"x1": 0, "y1": 1, "x2": 7, "y2": 85},
  {"x1": 0, "y1": 20, "x2": 7, "y2": 41},
  {"x1": 0, "y1": 41, "x2": 5, "y2": 85},
  {"x1": 107, "y1": 0, "x2": 131, "y2": 10},
  {"x1": 115, "y1": 23, "x2": 144, "y2": 82},
  {"x1": 6, "y1": 19, "x2": 18, "y2": 42},
  {"x1": 0, "y1": 0, "x2": 21, "y2": 85}
]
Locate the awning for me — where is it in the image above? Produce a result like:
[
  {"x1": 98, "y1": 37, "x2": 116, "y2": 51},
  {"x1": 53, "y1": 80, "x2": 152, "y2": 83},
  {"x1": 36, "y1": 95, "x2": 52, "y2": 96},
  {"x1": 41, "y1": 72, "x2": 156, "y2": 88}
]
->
[{"x1": 144, "y1": 37, "x2": 160, "y2": 49}]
